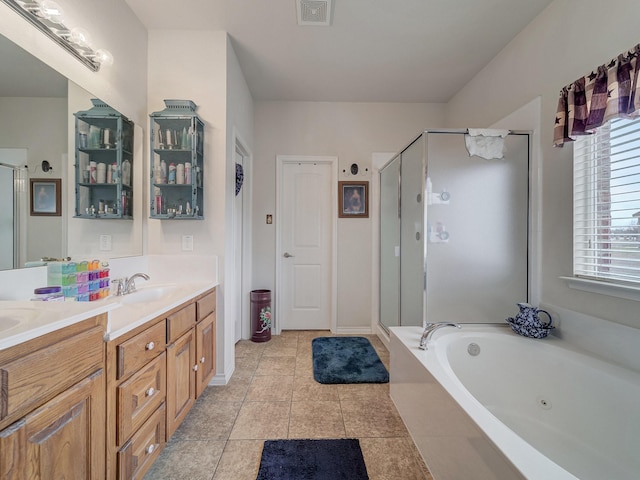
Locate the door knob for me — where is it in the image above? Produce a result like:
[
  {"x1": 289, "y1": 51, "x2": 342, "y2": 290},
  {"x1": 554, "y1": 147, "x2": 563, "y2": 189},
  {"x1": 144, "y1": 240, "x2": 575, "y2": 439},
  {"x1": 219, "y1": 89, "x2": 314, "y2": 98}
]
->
[{"x1": 283, "y1": 252, "x2": 295, "y2": 258}]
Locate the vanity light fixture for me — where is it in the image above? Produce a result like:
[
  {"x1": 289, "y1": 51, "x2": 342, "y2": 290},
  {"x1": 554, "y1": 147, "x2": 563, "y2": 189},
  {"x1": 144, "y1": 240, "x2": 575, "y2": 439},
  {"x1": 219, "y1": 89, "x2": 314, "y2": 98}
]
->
[{"x1": 1, "y1": 0, "x2": 113, "y2": 72}]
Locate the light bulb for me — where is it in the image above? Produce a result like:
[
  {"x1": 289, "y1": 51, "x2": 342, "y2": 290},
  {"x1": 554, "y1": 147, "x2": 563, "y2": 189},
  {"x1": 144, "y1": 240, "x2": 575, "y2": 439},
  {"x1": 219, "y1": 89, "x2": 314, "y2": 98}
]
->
[
  {"x1": 93, "y1": 49, "x2": 113, "y2": 66},
  {"x1": 37, "y1": 0, "x2": 65, "y2": 23},
  {"x1": 69, "y1": 27, "x2": 91, "y2": 47}
]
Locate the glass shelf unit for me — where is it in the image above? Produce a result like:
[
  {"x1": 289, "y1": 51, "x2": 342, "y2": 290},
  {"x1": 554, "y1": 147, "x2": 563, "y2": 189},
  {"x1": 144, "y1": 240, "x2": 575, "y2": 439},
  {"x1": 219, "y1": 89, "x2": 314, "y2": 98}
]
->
[
  {"x1": 149, "y1": 100, "x2": 204, "y2": 220},
  {"x1": 74, "y1": 99, "x2": 134, "y2": 219}
]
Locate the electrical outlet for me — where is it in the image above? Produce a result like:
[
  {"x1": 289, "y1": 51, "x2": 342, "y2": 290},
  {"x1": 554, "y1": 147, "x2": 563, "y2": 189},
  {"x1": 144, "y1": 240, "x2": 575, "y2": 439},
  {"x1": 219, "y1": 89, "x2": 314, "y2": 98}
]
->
[
  {"x1": 266, "y1": 214, "x2": 273, "y2": 224},
  {"x1": 182, "y1": 235, "x2": 194, "y2": 251},
  {"x1": 99, "y1": 234, "x2": 112, "y2": 251}
]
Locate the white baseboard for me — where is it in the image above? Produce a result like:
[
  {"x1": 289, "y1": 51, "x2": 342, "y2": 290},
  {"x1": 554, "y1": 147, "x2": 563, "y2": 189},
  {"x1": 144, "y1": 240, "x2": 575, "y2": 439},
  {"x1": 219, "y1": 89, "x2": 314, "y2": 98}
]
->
[
  {"x1": 375, "y1": 323, "x2": 391, "y2": 349},
  {"x1": 335, "y1": 326, "x2": 373, "y2": 335},
  {"x1": 208, "y1": 367, "x2": 234, "y2": 386}
]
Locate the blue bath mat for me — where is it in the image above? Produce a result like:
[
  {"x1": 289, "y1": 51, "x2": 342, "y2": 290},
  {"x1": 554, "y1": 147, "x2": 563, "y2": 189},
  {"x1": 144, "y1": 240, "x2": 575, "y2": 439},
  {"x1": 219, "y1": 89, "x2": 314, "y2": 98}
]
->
[
  {"x1": 256, "y1": 439, "x2": 369, "y2": 480},
  {"x1": 312, "y1": 336, "x2": 389, "y2": 384}
]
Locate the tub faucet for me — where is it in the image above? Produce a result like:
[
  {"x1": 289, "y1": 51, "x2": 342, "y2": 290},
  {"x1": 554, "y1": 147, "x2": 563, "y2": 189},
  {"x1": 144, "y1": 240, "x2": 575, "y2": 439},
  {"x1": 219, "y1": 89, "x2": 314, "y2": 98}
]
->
[
  {"x1": 114, "y1": 273, "x2": 150, "y2": 296},
  {"x1": 419, "y1": 322, "x2": 461, "y2": 350}
]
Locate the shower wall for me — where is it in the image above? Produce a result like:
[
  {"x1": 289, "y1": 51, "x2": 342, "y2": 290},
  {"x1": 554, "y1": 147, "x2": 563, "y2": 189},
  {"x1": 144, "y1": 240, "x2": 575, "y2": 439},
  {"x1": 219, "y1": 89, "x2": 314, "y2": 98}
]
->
[{"x1": 379, "y1": 130, "x2": 530, "y2": 330}]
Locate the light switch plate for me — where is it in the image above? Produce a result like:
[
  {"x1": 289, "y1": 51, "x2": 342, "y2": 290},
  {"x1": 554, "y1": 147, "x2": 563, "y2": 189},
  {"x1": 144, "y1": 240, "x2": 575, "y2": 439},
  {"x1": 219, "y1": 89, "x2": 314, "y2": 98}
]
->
[
  {"x1": 182, "y1": 235, "x2": 194, "y2": 251},
  {"x1": 99, "y1": 234, "x2": 112, "y2": 251}
]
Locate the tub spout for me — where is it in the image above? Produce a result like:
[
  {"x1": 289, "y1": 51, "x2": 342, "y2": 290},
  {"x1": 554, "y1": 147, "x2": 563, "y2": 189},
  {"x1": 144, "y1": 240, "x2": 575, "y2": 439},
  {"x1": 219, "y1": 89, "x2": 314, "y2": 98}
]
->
[{"x1": 419, "y1": 322, "x2": 461, "y2": 350}]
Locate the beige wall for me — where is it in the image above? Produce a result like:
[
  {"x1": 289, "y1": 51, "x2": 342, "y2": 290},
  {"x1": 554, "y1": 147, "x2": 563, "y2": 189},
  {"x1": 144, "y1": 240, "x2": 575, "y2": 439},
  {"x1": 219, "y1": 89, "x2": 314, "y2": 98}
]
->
[
  {"x1": 146, "y1": 30, "x2": 227, "y2": 258},
  {"x1": 147, "y1": 30, "x2": 256, "y2": 378},
  {"x1": 253, "y1": 101, "x2": 446, "y2": 330},
  {"x1": 445, "y1": 0, "x2": 640, "y2": 327}
]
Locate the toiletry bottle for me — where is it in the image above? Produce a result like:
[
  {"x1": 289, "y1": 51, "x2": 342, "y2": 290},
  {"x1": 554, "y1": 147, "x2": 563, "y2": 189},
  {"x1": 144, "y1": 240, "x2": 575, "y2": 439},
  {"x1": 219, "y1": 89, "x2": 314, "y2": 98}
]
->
[
  {"x1": 122, "y1": 159, "x2": 131, "y2": 186},
  {"x1": 111, "y1": 163, "x2": 118, "y2": 183},
  {"x1": 160, "y1": 159, "x2": 167, "y2": 184},
  {"x1": 106, "y1": 162, "x2": 113, "y2": 183},
  {"x1": 176, "y1": 163, "x2": 185, "y2": 184},
  {"x1": 154, "y1": 188, "x2": 163, "y2": 215},
  {"x1": 168, "y1": 162, "x2": 176, "y2": 184},
  {"x1": 185, "y1": 162, "x2": 192, "y2": 184},
  {"x1": 89, "y1": 161, "x2": 97, "y2": 183},
  {"x1": 181, "y1": 127, "x2": 189, "y2": 149},
  {"x1": 97, "y1": 162, "x2": 106, "y2": 183}
]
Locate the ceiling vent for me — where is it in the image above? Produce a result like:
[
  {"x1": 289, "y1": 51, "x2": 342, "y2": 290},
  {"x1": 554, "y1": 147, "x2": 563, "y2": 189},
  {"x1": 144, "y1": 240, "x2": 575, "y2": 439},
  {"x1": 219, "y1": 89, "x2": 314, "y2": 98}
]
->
[{"x1": 296, "y1": 0, "x2": 333, "y2": 26}]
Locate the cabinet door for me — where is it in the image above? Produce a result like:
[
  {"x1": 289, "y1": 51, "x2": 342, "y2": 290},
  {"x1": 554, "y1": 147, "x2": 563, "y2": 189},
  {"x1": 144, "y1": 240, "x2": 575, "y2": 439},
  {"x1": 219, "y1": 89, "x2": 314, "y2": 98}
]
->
[
  {"x1": 166, "y1": 329, "x2": 195, "y2": 438},
  {"x1": 195, "y1": 312, "x2": 216, "y2": 398},
  {"x1": 0, "y1": 370, "x2": 105, "y2": 480}
]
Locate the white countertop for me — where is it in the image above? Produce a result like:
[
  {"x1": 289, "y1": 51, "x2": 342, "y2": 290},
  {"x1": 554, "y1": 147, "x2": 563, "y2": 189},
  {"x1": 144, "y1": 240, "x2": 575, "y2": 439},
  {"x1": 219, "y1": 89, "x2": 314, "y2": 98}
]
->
[
  {"x1": 106, "y1": 281, "x2": 215, "y2": 340},
  {"x1": 0, "y1": 281, "x2": 216, "y2": 350}
]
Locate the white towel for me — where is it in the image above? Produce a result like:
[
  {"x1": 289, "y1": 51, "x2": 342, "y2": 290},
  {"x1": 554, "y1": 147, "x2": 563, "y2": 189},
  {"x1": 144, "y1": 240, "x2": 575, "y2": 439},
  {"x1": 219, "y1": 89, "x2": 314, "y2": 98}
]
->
[{"x1": 464, "y1": 129, "x2": 510, "y2": 160}]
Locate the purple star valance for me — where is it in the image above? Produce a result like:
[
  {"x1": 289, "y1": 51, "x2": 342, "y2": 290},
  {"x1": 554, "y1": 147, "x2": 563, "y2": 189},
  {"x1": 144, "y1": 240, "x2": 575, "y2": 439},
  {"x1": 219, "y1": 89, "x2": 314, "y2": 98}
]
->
[{"x1": 553, "y1": 44, "x2": 640, "y2": 147}]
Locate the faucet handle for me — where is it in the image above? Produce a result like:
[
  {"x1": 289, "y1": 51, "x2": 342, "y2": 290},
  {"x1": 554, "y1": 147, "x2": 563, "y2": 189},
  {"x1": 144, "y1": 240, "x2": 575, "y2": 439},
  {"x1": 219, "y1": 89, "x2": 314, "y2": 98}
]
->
[{"x1": 113, "y1": 278, "x2": 126, "y2": 296}]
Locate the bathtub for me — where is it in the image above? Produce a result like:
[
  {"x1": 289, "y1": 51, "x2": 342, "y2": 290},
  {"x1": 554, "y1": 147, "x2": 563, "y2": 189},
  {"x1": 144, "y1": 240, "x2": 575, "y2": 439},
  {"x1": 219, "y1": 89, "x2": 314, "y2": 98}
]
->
[{"x1": 389, "y1": 324, "x2": 640, "y2": 480}]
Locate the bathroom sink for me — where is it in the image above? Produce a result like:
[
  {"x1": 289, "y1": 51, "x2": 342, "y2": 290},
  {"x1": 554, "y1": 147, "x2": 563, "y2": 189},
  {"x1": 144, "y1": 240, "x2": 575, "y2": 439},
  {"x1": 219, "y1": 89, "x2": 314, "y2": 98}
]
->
[
  {"x1": 0, "y1": 317, "x2": 21, "y2": 332},
  {"x1": 0, "y1": 308, "x2": 41, "y2": 332},
  {"x1": 119, "y1": 285, "x2": 177, "y2": 305}
]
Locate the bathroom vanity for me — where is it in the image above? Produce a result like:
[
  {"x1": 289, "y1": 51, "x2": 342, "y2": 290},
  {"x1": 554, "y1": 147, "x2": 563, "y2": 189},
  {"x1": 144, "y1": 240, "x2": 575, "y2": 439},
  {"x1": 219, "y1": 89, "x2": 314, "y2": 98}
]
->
[
  {"x1": 0, "y1": 313, "x2": 108, "y2": 479},
  {"x1": 105, "y1": 286, "x2": 216, "y2": 479},
  {"x1": 0, "y1": 280, "x2": 217, "y2": 480}
]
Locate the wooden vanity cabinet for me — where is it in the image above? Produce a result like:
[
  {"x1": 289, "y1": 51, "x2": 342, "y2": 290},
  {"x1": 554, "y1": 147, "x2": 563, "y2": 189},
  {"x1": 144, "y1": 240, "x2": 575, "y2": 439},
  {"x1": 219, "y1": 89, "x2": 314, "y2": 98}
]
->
[
  {"x1": 107, "y1": 286, "x2": 216, "y2": 479},
  {"x1": 106, "y1": 318, "x2": 167, "y2": 480},
  {"x1": 0, "y1": 315, "x2": 107, "y2": 480},
  {"x1": 166, "y1": 288, "x2": 216, "y2": 438}
]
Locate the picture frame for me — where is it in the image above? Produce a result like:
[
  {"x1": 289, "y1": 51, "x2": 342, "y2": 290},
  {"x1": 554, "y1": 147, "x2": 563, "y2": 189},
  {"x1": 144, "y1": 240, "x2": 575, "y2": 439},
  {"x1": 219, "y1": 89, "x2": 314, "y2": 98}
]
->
[
  {"x1": 338, "y1": 181, "x2": 368, "y2": 218},
  {"x1": 30, "y1": 178, "x2": 62, "y2": 216}
]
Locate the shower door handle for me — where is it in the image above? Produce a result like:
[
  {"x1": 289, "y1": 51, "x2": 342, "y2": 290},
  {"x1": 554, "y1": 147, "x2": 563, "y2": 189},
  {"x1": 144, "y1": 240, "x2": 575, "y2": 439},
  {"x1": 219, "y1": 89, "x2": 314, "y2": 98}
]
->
[{"x1": 283, "y1": 252, "x2": 295, "y2": 258}]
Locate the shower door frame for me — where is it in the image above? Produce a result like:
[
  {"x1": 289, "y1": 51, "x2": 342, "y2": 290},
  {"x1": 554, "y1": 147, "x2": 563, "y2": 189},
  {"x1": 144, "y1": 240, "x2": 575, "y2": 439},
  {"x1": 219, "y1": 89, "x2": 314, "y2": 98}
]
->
[{"x1": 377, "y1": 129, "x2": 532, "y2": 333}]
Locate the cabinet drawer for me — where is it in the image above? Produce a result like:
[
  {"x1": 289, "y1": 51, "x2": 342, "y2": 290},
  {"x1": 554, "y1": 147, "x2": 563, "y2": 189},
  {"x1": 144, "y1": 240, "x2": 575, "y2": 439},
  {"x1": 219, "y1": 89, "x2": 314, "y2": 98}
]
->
[
  {"x1": 166, "y1": 303, "x2": 196, "y2": 344},
  {"x1": 117, "y1": 352, "x2": 166, "y2": 446},
  {"x1": 118, "y1": 403, "x2": 165, "y2": 480},
  {"x1": 117, "y1": 321, "x2": 165, "y2": 380},
  {"x1": 0, "y1": 326, "x2": 103, "y2": 423},
  {"x1": 196, "y1": 289, "x2": 216, "y2": 321}
]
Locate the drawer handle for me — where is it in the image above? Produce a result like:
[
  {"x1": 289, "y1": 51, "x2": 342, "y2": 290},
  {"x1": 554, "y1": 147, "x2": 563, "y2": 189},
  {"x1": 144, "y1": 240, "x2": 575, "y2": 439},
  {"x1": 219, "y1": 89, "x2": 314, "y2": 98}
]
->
[
  {"x1": 200, "y1": 356, "x2": 205, "y2": 364},
  {"x1": 146, "y1": 443, "x2": 156, "y2": 455},
  {"x1": 193, "y1": 364, "x2": 198, "y2": 372},
  {"x1": 145, "y1": 341, "x2": 155, "y2": 351},
  {"x1": 145, "y1": 387, "x2": 155, "y2": 397}
]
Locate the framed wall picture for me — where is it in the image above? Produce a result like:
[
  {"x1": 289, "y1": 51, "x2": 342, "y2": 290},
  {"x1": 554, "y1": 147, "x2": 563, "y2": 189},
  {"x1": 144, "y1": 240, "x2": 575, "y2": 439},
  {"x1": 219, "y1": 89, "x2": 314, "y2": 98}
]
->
[
  {"x1": 338, "y1": 181, "x2": 368, "y2": 218},
  {"x1": 30, "y1": 178, "x2": 62, "y2": 216}
]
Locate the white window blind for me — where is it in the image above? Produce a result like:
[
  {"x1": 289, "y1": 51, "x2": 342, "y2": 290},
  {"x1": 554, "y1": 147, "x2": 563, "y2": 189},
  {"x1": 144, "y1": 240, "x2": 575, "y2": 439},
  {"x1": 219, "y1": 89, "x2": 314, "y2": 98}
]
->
[{"x1": 573, "y1": 117, "x2": 640, "y2": 286}]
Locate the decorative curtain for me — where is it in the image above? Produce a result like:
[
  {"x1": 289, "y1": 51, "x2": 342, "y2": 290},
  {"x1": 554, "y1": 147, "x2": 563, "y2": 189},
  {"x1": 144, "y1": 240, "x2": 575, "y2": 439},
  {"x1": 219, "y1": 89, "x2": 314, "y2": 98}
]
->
[{"x1": 553, "y1": 43, "x2": 640, "y2": 147}]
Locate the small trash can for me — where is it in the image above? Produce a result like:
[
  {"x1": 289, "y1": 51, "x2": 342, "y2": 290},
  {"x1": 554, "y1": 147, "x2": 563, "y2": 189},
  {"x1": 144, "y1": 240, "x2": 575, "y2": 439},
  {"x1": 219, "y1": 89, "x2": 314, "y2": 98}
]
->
[{"x1": 251, "y1": 289, "x2": 272, "y2": 342}]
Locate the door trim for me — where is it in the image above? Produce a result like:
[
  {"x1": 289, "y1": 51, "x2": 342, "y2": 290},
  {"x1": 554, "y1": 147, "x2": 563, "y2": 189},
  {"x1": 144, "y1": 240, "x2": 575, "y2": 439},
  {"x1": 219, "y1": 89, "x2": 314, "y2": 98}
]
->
[
  {"x1": 232, "y1": 128, "x2": 253, "y2": 341},
  {"x1": 275, "y1": 155, "x2": 338, "y2": 335}
]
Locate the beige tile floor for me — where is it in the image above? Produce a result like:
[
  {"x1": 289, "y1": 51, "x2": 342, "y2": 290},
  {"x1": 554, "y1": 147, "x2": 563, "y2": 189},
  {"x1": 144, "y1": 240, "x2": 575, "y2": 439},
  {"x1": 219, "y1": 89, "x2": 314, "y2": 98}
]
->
[{"x1": 144, "y1": 331, "x2": 433, "y2": 480}]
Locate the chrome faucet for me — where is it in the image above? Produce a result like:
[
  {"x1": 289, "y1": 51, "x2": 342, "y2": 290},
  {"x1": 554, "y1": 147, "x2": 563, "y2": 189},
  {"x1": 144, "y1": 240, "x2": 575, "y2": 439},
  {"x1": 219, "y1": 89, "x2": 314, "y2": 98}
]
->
[
  {"x1": 419, "y1": 322, "x2": 461, "y2": 350},
  {"x1": 114, "y1": 273, "x2": 150, "y2": 296}
]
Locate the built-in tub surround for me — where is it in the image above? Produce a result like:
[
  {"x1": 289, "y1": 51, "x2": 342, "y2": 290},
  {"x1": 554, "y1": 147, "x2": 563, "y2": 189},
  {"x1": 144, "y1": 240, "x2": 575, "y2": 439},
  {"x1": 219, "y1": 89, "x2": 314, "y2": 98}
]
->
[{"x1": 390, "y1": 324, "x2": 640, "y2": 480}]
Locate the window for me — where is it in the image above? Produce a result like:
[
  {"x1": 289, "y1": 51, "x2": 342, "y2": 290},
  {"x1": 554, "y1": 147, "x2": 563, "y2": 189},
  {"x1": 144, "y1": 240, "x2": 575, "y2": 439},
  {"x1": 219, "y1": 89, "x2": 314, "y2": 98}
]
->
[{"x1": 573, "y1": 117, "x2": 640, "y2": 286}]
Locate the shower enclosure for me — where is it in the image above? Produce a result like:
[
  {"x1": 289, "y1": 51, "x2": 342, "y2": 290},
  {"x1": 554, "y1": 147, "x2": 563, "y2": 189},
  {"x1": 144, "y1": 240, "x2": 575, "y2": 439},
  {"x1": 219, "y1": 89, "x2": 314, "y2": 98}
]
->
[
  {"x1": 0, "y1": 149, "x2": 27, "y2": 270},
  {"x1": 378, "y1": 130, "x2": 530, "y2": 330}
]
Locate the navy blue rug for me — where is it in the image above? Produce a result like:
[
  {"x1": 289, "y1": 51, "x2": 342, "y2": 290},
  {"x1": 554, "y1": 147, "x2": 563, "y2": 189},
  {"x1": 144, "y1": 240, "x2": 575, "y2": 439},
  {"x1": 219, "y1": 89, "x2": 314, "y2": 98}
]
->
[
  {"x1": 256, "y1": 439, "x2": 369, "y2": 480},
  {"x1": 311, "y1": 336, "x2": 389, "y2": 384}
]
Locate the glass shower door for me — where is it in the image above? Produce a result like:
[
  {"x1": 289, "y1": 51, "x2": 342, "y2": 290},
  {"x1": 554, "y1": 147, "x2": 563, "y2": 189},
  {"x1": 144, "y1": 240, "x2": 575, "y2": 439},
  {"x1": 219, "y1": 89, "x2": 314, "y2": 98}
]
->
[
  {"x1": 379, "y1": 155, "x2": 401, "y2": 328},
  {"x1": 425, "y1": 132, "x2": 529, "y2": 323},
  {"x1": 399, "y1": 137, "x2": 425, "y2": 327},
  {"x1": 0, "y1": 164, "x2": 14, "y2": 270}
]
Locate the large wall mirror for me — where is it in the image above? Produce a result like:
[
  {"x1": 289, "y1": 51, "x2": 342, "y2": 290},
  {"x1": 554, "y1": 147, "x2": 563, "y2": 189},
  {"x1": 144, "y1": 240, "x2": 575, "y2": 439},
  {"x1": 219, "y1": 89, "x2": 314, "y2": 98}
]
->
[{"x1": 0, "y1": 33, "x2": 143, "y2": 271}]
